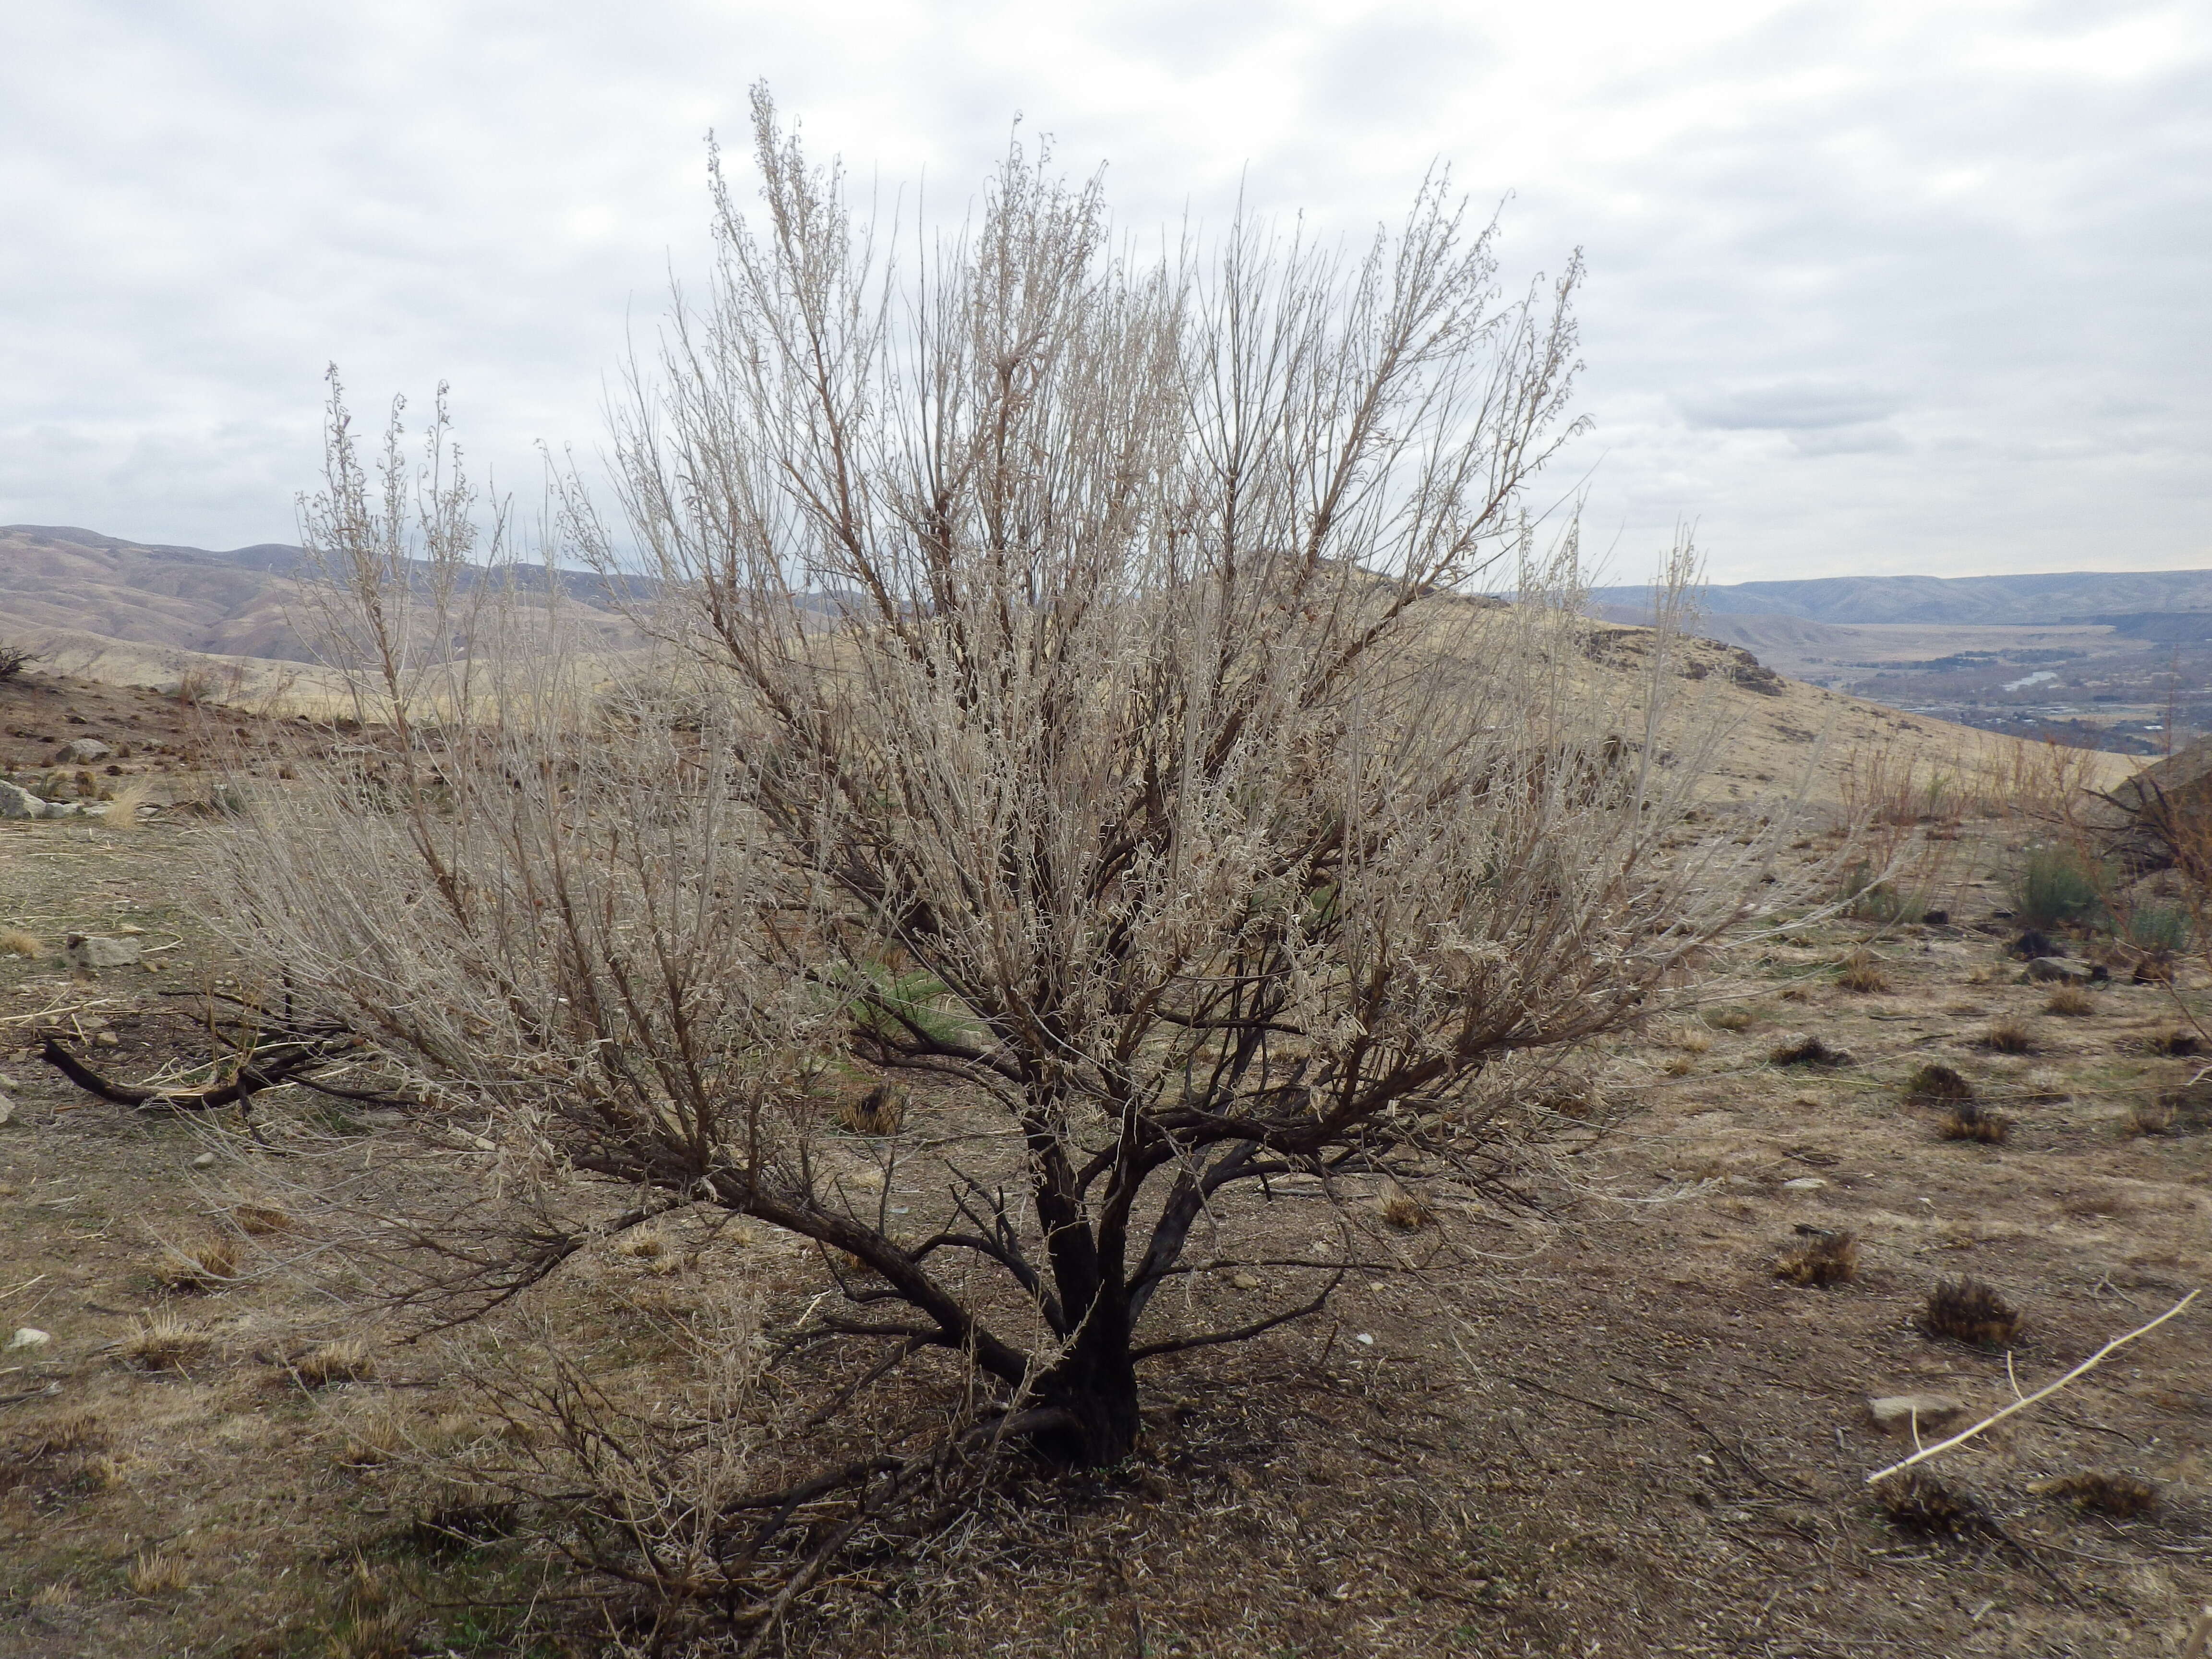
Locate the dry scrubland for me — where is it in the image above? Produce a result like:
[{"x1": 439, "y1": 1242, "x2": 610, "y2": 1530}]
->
[
  {"x1": 4, "y1": 105, "x2": 2204, "y2": 1659},
  {"x1": 0, "y1": 661, "x2": 2207, "y2": 1659}
]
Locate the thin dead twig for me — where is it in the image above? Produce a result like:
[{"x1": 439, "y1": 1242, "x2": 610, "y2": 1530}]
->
[{"x1": 1865, "y1": 1289, "x2": 2200, "y2": 1484}]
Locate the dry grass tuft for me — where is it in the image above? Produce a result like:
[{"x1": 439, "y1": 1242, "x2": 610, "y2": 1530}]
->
[
  {"x1": 2044, "y1": 985, "x2": 2096, "y2": 1017},
  {"x1": 126, "y1": 1551, "x2": 191, "y2": 1597},
  {"x1": 96, "y1": 776, "x2": 160, "y2": 832},
  {"x1": 27, "y1": 1581, "x2": 78, "y2": 1611},
  {"x1": 1705, "y1": 1008, "x2": 1755, "y2": 1032},
  {"x1": 1836, "y1": 948, "x2": 1891, "y2": 994},
  {"x1": 1770, "y1": 1033, "x2": 1852, "y2": 1068},
  {"x1": 2142, "y1": 1028, "x2": 2202, "y2": 1057},
  {"x1": 1668, "y1": 1024, "x2": 1715, "y2": 1055},
  {"x1": 2031, "y1": 1470, "x2": 2159, "y2": 1518},
  {"x1": 1904, "y1": 1062, "x2": 1976, "y2": 1106},
  {"x1": 153, "y1": 1234, "x2": 241, "y2": 1291},
  {"x1": 2127, "y1": 1094, "x2": 2178, "y2": 1136},
  {"x1": 1774, "y1": 1228, "x2": 1859, "y2": 1286},
  {"x1": 1378, "y1": 1186, "x2": 1431, "y2": 1233},
  {"x1": 833, "y1": 1083, "x2": 909, "y2": 1137},
  {"x1": 233, "y1": 1204, "x2": 292, "y2": 1235},
  {"x1": 291, "y1": 1338, "x2": 376, "y2": 1388},
  {"x1": 120, "y1": 1313, "x2": 213, "y2": 1373},
  {"x1": 1977, "y1": 1018, "x2": 2037, "y2": 1054},
  {"x1": 1938, "y1": 1104, "x2": 2011, "y2": 1144},
  {"x1": 1875, "y1": 1469, "x2": 1982, "y2": 1535},
  {"x1": 613, "y1": 1228, "x2": 667, "y2": 1260},
  {"x1": 1918, "y1": 1275, "x2": 2021, "y2": 1347},
  {"x1": 0, "y1": 929, "x2": 41, "y2": 958}
]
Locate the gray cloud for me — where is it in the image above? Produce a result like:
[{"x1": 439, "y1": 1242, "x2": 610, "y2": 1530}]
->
[{"x1": 0, "y1": 0, "x2": 2206, "y2": 581}]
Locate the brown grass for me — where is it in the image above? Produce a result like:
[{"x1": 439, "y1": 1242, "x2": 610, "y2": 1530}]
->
[
  {"x1": 2029, "y1": 1471, "x2": 2157, "y2": 1518},
  {"x1": 2142, "y1": 1029, "x2": 2202, "y2": 1057},
  {"x1": 1836, "y1": 948, "x2": 1891, "y2": 994},
  {"x1": 234, "y1": 1204, "x2": 293, "y2": 1236},
  {"x1": 1705, "y1": 1009, "x2": 1755, "y2": 1032},
  {"x1": 1770, "y1": 1034, "x2": 1852, "y2": 1068},
  {"x1": 2043, "y1": 986, "x2": 2095, "y2": 1017},
  {"x1": 97, "y1": 776, "x2": 159, "y2": 832},
  {"x1": 1938, "y1": 1105, "x2": 2010, "y2": 1144},
  {"x1": 0, "y1": 929, "x2": 41, "y2": 958},
  {"x1": 1378, "y1": 1187, "x2": 1431, "y2": 1233},
  {"x1": 1903, "y1": 1062, "x2": 1975, "y2": 1106},
  {"x1": 1918, "y1": 1276, "x2": 2021, "y2": 1347},
  {"x1": 153, "y1": 1235, "x2": 241, "y2": 1291},
  {"x1": 1774, "y1": 1228, "x2": 1859, "y2": 1286},
  {"x1": 613, "y1": 1228, "x2": 667, "y2": 1260},
  {"x1": 290, "y1": 1339, "x2": 376, "y2": 1388},
  {"x1": 120, "y1": 1314, "x2": 213, "y2": 1373},
  {"x1": 1875, "y1": 1469, "x2": 1982, "y2": 1535},
  {"x1": 126, "y1": 1551, "x2": 191, "y2": 1597},
  {"x1": 833, "y1": 1083, "x2": 909, "y2": 1137},
  {"x1": 2127, "y1": 1094, "x2": 2178, "y2": 1136},
  {"x1": 1977, "y1": 1018, "x2": 2037, "y2": 1054}
]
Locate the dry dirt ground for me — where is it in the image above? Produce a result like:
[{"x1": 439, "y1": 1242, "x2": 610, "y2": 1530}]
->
[{"x1": 0, "y1": 690, "x2": 2206, "y2": 1658}]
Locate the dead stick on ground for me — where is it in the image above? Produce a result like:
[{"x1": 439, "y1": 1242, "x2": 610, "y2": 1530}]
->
[{"x1": 1865, "y1": 1288, "x2": 2200, "y2": 1485}]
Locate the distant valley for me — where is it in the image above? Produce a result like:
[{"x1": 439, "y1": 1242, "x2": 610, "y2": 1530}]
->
[{"x1": 1591, "y1": 567, "x2": 2212, "y2": 754}]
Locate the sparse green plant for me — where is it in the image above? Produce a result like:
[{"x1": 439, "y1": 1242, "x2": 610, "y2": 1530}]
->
[
  {"x1": 2124, "y1": 901, "x2": 2189, "y2": 953},
  {"x1": 2008, "y1": 844, "x2": 2103, "y2": 930}
]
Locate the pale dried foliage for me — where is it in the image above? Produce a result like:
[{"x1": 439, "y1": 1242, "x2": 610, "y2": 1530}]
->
[{"x1": 204, "y1": 92, "x2": 1800, "y2": 1635}]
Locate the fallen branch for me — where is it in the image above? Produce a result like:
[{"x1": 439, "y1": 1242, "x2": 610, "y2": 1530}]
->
[{"x1": 1866, "y1": 1288, "x2": 2200, "y2": 1485}]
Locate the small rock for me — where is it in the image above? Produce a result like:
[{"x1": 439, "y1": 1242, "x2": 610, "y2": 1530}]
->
[
  {"x1": 5, "y1": 1327, "x2": 49, "y2": 1352},
  {"x1": 61, "y1": 933, "x2": 142, "y2": 970},
  {"x1": 93, "y1": 1032, "x2": 120, "y2": 1048},
  {"x1": 0, "y1": 780, "x2": 51, "y2": 819},
  {"x1": 2026, "y1": 956, "x2": 2103, "y2": 985},
  {"x1": 1354, "y1": 1332, "x2": 1376, "y2": 1346},
  {"x1": 0, "y1": 1100, "x2": 12, "y2": 1127},
  {"x1": 1230, "y1": 1271, "x2": 1262, "y2": 1290},
  {"x1": 53, "y1": 738, "x2": 113, "y2": 765},
  {"x1": 1780, "y1": 1177, "x2": 1828, "y2": 1191},
  {"x1": 0, "y1": 1072, "x2": 18, "y2": 1091},
  {"x1": 192, "y1": 1151, "x2": 217, "y2": 1168},
  {"x1": 1867, "y1": 1394, "x2": 1967, "y2": 1435}
]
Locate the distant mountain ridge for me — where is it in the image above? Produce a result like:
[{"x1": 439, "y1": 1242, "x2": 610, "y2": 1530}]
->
[
  {"x1": 0, "y1": 524, "x2": 641, "y2": 666},
  {"x1": 1589, "y1": 568, "x2": 2212, "y2": 626}
]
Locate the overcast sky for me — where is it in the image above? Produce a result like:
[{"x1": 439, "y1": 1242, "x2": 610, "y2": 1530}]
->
[{"x1": 1, "y1": 0, "x2": 2205, "y2": 582}]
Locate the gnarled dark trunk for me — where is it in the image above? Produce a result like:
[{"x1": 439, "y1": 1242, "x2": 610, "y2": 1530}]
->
[{"x1": 1032, "y1": 1301, "x2": 1142, "y2": 1467}]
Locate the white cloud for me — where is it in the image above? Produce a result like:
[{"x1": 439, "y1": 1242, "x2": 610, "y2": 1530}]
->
[{"x1": 0, "y1": 0, "x2": 2206, "y2": 580}]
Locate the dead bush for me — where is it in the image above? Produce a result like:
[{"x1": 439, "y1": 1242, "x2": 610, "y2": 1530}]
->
[
  {"x1": 1774, "y1": 1228, "x2": 1858, "y2": 1287},
  {"x1": 1875, "y1": 1469, "x2": 1983, "y2": 1536},
  {"x1": 1378, "y1": 1186, "x2": 1432, "y2": 1233},
  {"x1": 152, "y1": 1235, "x2": 241, "y2": 1292},
  {"x1": 1836, "y1": 948, "x2": 1891, "y2": 994},
  {"x1": 290, "y1": 1339, "x2": 377, "y2": 1388},
  {"x1": 1770, "y1": 1034, "x2": 1853, "y2": 1068},
  {"x1": 1917, "y1": 1276, "x2": 2021, "y2": 1347},
  {"x1": 1977, "y1": 1018, "x2": 2037, "y2": 1054},
  {"x1": 120, "y1": 1314, "x2": 212, "y2": 1373},
  {"x1": 2030, "y1": 1470, "x2": 2157, "y2": 1518},
  {"x1": 125, "y1": 1551, "x2": 190, "y2": 1597},
  {"x1": 0, "y1": 930, "x2": 41, "y2": 959},
  {"x1": 1903, "y1": 1063, "x2": 1975, "y2": 1106},
  {"x1": 832, "y1": 1083, "x2": 908, "y2": 1138},
  {"x1": 1937, "y1": 1103, "x2": 2010, "y2": 1144}
]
